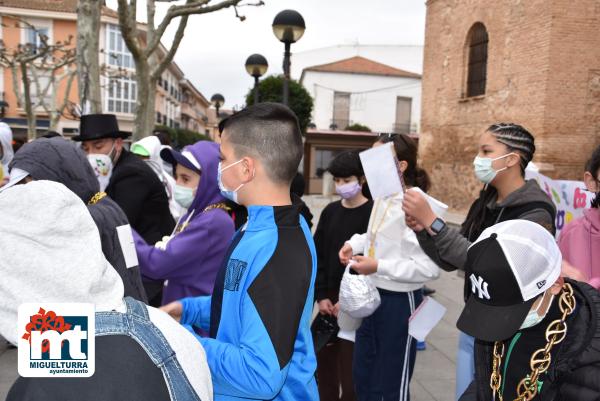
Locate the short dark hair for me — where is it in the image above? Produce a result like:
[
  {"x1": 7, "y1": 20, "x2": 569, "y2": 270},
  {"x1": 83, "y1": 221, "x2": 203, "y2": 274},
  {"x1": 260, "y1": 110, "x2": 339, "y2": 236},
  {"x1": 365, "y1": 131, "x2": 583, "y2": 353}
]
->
[
  {"x1": 219, "y1": 102, "x2": 303, "y2": 184},
  {"x1": 154, "y1": 130, "x2": 171, "y2": 146},
  {"x1": 328, "y1": 151, "x2": 364, "y2": 179}
]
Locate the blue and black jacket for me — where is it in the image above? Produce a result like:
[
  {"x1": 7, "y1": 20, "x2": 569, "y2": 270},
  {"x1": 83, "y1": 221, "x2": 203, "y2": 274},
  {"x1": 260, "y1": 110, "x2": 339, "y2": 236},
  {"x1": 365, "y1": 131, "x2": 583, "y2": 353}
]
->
[{"x1": 180, "y1": 204, "x2": 319, "y2": 401}]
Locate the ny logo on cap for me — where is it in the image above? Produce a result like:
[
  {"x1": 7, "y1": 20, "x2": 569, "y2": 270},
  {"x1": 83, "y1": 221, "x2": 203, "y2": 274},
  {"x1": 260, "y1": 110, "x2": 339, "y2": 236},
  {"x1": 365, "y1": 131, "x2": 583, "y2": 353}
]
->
[{"x1": 469, "y1": 274, "x2": 490, "y2": 300}]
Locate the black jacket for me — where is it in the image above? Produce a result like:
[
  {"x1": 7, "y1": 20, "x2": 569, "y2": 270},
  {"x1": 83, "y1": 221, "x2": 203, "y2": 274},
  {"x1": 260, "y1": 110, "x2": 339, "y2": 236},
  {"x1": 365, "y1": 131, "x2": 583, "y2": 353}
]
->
[
  {"x1": 9, "y1": 138, "x2": 147, "y2": 301},
  {"x1": 460, "y1": 280, "x2": 600, "y2": 401},
  {"x1": 106, "y1": 149, "x2": 175, "y2": 245}
]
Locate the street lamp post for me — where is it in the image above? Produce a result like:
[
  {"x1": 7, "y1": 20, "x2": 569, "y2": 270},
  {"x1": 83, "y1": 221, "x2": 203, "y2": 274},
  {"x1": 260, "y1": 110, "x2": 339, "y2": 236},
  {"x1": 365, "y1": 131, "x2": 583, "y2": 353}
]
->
[
  {"x1": 245, "y1": 54, "x2": 268, "y2": 105},
  {"x1": 210, "y1": 93, "x2": 225, "y2": 121},
  {"x1": 272, "y1": 10, "x2": 305, "y2": 106}
]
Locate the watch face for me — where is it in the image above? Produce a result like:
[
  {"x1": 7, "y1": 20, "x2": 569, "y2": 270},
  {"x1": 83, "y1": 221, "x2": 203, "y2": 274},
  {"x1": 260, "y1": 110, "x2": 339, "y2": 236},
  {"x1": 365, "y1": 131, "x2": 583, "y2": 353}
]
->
[{"x1": 431, "y1": 219, "x2": 445, "y2": 233}]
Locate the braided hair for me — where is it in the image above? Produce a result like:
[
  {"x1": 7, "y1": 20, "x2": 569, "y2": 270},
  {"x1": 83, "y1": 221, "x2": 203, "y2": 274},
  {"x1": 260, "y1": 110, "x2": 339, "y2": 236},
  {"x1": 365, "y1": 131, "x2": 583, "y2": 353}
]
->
[{"x1": 460, "y1": 123, "x2": 536, "y2": 239}]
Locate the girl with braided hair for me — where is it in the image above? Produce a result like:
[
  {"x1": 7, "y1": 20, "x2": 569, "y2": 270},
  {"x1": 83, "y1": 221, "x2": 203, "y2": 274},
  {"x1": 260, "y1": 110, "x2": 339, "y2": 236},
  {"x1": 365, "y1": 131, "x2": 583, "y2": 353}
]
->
[{"x1": 402, "y1": 123, "x2": 556, "y2": 400}]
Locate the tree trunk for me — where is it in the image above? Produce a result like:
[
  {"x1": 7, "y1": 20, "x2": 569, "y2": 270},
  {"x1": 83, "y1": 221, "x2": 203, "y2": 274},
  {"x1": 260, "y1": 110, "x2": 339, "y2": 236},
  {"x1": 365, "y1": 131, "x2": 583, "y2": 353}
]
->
[
  {"x1": 49, "y1": 111, "x2": 61, "y2": 131},
  {"x1": 133, "y1": 60, "x2": 156, "y2": 141},
  {"x1": 76, "y1": 0, "x2": 102, "y2": 114},
  {"x1": 20, "y1": 63, "x2": 37, "y2": 140}
]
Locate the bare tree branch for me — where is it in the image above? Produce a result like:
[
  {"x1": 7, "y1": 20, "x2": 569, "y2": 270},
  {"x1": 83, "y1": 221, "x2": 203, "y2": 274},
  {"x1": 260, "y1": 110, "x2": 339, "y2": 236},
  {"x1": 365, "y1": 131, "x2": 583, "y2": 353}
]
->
[
  {"x1": 116, "y1": 0, "x2": 143, "y2": 60},
  {"x1": 151, "y1": 13, "x2": 188, "y2": 79},
  {"x1": 116, "y1": 0, "x2": 263, "y2": 140},
  {"x1": 0, "y1": 15, "x2": 77, "y2": 138},
  {"x1": 146, "y1": 0, "x2": 251, "y2": 57}
]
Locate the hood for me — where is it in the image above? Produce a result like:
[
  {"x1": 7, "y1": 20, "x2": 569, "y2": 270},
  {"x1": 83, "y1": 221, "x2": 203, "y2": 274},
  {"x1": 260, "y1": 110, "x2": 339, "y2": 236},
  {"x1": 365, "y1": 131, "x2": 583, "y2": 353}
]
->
[
  {"x1": 584, "y1": 208, "x2": 600, "y2": 233},
  {"x1": 0, "y1": 181, "x2": 124, "y2": 344},
  {"x1": 9, "y1": 137, "x2": 100, "y2": 202},
  {"x1": 132, "y1": 135, "x2": 162, "y2": 167},
  {"x1": 184, "y1": 141, "x2": 225, "y2": 214},
  {"x1": 495, "y1": 179, "x2": 556, "y2": 209},
  {"x1": 0, "y1": 122, "x2": 14, "y2": 169}
]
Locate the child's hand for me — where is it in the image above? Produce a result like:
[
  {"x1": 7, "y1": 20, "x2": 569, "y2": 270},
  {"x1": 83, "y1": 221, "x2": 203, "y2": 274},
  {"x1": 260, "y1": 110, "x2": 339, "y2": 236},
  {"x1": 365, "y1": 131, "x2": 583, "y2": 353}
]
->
[
  {"x1": 405, "y1": 215, "x2": 425, "y2": 232},
  {"x1": 403, "y1": 189, "x2": 437, "y2": 228},
  {"x1": 160, "y1": 301, "x2": 183, "y2": 322},
  {"x1": 333, "y1": 302, "x2": 340, "y2": 317},
  {"x1": 318, "y1": 299, "x2": 334, "y2": 315},
  {"x1": 339, "y1": 243, "x2": 354, "y2": 265},
  {"x1": 351, "y1": 255, "x2": 378, "y2": 275}
]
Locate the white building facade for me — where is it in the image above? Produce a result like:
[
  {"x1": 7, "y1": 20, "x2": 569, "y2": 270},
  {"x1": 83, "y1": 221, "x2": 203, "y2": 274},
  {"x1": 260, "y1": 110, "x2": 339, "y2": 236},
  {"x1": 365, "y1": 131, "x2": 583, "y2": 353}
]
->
[{"x1": 300, "y1": 56, "x2": 422, "y2": 134}]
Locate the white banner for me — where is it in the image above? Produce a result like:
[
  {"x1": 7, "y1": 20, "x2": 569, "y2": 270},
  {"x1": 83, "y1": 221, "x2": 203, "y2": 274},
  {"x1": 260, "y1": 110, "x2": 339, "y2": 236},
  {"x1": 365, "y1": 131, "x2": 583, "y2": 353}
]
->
[{"x1": 525, "y1": 169, "x2": 591, "y2": 237}]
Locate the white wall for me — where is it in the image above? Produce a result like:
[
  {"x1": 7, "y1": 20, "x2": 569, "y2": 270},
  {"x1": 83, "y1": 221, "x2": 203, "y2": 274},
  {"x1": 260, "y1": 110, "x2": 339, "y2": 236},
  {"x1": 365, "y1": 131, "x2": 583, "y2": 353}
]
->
[
  {"x1": 291, "y1": 44, "x2": 424, "y2": 79},
  {"x1": 302, "y1": 71, "x2": 421, "y2": 133}
]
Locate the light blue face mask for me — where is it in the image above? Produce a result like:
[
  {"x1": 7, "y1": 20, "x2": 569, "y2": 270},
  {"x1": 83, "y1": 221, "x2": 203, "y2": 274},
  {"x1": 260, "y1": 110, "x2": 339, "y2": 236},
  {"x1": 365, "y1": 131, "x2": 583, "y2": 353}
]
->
[
  {"x1": 473, "y1": 153, "x2": 516, "y2": 184},
  {"x1": 520, "y1": 292, "x2": 554, "y2": 330},
  {"x1": 217, "y1": 160, "x2": 246, "y2": 204},
  {"x1": 173, "y1": 184, "x2": 195, "y2": 209}
]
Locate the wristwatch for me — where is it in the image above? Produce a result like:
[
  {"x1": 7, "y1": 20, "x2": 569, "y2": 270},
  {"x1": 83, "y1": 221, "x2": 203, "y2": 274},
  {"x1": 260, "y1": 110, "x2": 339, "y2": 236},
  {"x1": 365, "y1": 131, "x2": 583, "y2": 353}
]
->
[{"x1": 429, "y1": 217, "x2": 446, "y2": 236}]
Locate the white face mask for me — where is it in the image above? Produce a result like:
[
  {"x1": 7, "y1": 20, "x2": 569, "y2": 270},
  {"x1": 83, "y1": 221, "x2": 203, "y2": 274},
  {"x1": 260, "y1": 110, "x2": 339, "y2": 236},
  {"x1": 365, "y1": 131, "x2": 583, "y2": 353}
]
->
[
  {"x1": 520, "y1": 292, "x2": 554, "y2": 330},
  {"x1": 87, "y1": 153, "x2": 113, "y2": 192},
  {"x1": 218, "y1": 159, "x2": 254, "y2": 204}
]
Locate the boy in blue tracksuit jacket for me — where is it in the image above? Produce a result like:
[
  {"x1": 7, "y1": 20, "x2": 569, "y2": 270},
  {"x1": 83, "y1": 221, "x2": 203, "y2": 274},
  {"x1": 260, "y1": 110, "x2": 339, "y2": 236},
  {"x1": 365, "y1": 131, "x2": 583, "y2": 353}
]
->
[{"x1": 161, "y1": 103, "x2": 319, "y2": 401}]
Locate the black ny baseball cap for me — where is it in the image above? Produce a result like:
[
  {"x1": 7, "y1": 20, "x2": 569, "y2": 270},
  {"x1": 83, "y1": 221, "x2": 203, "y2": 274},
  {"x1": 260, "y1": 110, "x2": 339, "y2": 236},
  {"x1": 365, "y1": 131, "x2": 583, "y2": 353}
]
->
[{"x1": 457, "y1": 220, "x2": 561, "y2": 342}]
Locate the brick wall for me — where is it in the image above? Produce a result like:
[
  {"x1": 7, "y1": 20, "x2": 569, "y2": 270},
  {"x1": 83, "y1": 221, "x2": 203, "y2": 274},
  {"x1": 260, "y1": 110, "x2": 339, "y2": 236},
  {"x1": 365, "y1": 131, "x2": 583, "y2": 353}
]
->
[{"x1": 420, "y1": 0, "x2": 600, "y2": 211}]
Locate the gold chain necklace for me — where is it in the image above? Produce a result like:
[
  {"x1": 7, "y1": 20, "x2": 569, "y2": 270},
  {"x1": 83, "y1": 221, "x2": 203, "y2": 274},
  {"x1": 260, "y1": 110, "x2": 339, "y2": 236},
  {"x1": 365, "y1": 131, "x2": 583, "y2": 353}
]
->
[
  {"x1": 490, "y1": 283, "x2": 576, "y2": 401},
  {"x1": 203, "y1": 202, "x2": 230, "y2": 213},
  {"x1": 175, "y1": 202, "x2": 230, "y2": 234},
  {"x1": 88, "y1": 192, "x2": 107, "y2": 205},
  {"x1": 367, "y1": 198, "x2": 393, "y2": 258}
]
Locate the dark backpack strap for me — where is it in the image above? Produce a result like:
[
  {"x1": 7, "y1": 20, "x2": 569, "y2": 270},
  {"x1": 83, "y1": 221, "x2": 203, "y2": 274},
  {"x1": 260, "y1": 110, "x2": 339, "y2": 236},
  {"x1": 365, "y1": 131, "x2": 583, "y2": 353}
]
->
[{"x1": 497, "y1": 201, "x2": 556, "y2": 235}]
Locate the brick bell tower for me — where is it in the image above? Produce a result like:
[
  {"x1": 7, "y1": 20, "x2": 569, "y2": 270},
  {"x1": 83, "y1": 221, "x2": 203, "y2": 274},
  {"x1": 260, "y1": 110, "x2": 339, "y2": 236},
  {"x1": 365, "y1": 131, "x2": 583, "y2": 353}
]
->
[{"x1": 419, "y1": 0, "x2": 600, "y2": 211}]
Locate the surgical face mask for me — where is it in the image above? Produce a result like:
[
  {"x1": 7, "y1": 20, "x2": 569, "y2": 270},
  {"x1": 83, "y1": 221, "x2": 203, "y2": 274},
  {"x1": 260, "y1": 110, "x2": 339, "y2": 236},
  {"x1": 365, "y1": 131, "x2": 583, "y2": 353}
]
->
[
  {"x1": 218, "y1": 159, "x2": 247, "y2": 204},
  {"x1": 174, "y1": 184, "x2": 195, "y2": 209},
  {"x1": 335, "y1": 180, "x2": 362, "y2": 199},
  {"x1": 473, "y1": 153, "x2": 516, "y2": 184},
  {"x1": 520, "y1": 292, "x2": 554, "y2": 330},
  {"x1": 87, "y1": 153, "x2": 113, "y2": 192}
]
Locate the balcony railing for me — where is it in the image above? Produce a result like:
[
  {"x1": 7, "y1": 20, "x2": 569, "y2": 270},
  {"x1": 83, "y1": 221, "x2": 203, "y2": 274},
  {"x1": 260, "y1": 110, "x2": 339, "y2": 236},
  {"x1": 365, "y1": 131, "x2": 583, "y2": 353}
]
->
[
  {"x1": 329, "y1": 118, "x2": 351, "y2": 130},
  {"x1": 392, "y1": 123, "x2": 411, "y2": 134}
]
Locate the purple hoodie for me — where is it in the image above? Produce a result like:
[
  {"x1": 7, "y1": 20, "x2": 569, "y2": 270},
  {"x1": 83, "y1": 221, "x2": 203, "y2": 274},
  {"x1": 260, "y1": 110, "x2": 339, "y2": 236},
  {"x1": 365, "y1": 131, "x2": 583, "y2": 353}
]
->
[
  {"x1": 559, "y1": 208, "x2": 600, "y2": 289},
  {"x1": 133, "y1": 141, "x2": 235, "y2": 304}
]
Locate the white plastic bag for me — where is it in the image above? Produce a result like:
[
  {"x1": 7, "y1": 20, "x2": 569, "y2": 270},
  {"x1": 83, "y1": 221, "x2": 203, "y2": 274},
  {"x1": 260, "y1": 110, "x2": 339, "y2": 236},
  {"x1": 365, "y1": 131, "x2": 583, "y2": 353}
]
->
[{"x1": 338, "y1": 264, "x2": 381, "y2": 318}]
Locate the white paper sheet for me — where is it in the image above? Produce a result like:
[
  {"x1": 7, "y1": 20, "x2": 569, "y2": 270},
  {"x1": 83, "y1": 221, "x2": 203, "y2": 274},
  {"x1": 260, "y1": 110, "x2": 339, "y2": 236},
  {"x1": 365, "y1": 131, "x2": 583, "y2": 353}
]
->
[
  {"x1": 116, "y1": 224, "x2": 139, "y2": 269},
  {"x1": 408, "y1": 296, "x2": 447, "y2": 341},
  {"x1": 359, "y1": 143, "x2": 403, "y2": 199}
]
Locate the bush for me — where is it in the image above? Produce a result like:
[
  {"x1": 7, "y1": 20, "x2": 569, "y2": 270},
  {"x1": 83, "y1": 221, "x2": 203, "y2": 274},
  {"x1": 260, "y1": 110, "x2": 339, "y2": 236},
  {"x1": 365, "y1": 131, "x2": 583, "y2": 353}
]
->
[
  {"x1": 345, "y1": 123, "x2": 372, "y2": 132},
  {"x1": 154, "y1": 125, "x2": 211, "y2": 149},
  {"x1": 245, "y1": 75, "x2": 314, "y2": 134}
]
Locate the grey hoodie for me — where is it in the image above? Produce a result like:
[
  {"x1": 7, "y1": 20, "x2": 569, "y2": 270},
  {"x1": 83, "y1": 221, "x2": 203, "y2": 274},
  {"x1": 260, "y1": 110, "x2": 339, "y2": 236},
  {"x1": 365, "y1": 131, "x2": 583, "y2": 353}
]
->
[
  {"x1": 416, "y1": 179, "x2": 556, "y2": 272},
  {"x1": 9, "y1": 138, "x2": 147, "y2": 302}
]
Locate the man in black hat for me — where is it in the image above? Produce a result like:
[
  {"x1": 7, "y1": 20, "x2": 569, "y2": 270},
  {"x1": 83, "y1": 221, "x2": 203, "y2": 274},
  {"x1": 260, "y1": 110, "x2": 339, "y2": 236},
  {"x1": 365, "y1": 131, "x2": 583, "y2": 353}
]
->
[
  {"x1": 75, "y1": 114, "x2": 175, "y2": 306},
  {"x1": 457, "y1": 219, "x2": 600, "y2": 401}
]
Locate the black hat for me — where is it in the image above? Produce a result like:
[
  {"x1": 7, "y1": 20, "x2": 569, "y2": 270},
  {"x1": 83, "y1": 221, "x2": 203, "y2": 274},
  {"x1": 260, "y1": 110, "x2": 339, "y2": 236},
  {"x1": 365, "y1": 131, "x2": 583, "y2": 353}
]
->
[
  {"x1": 72, "y1": 114, "x2": 131, "y2": 142},
  {"x1": 456, "y1": 220, "x2": 561, "y2": 342}
]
